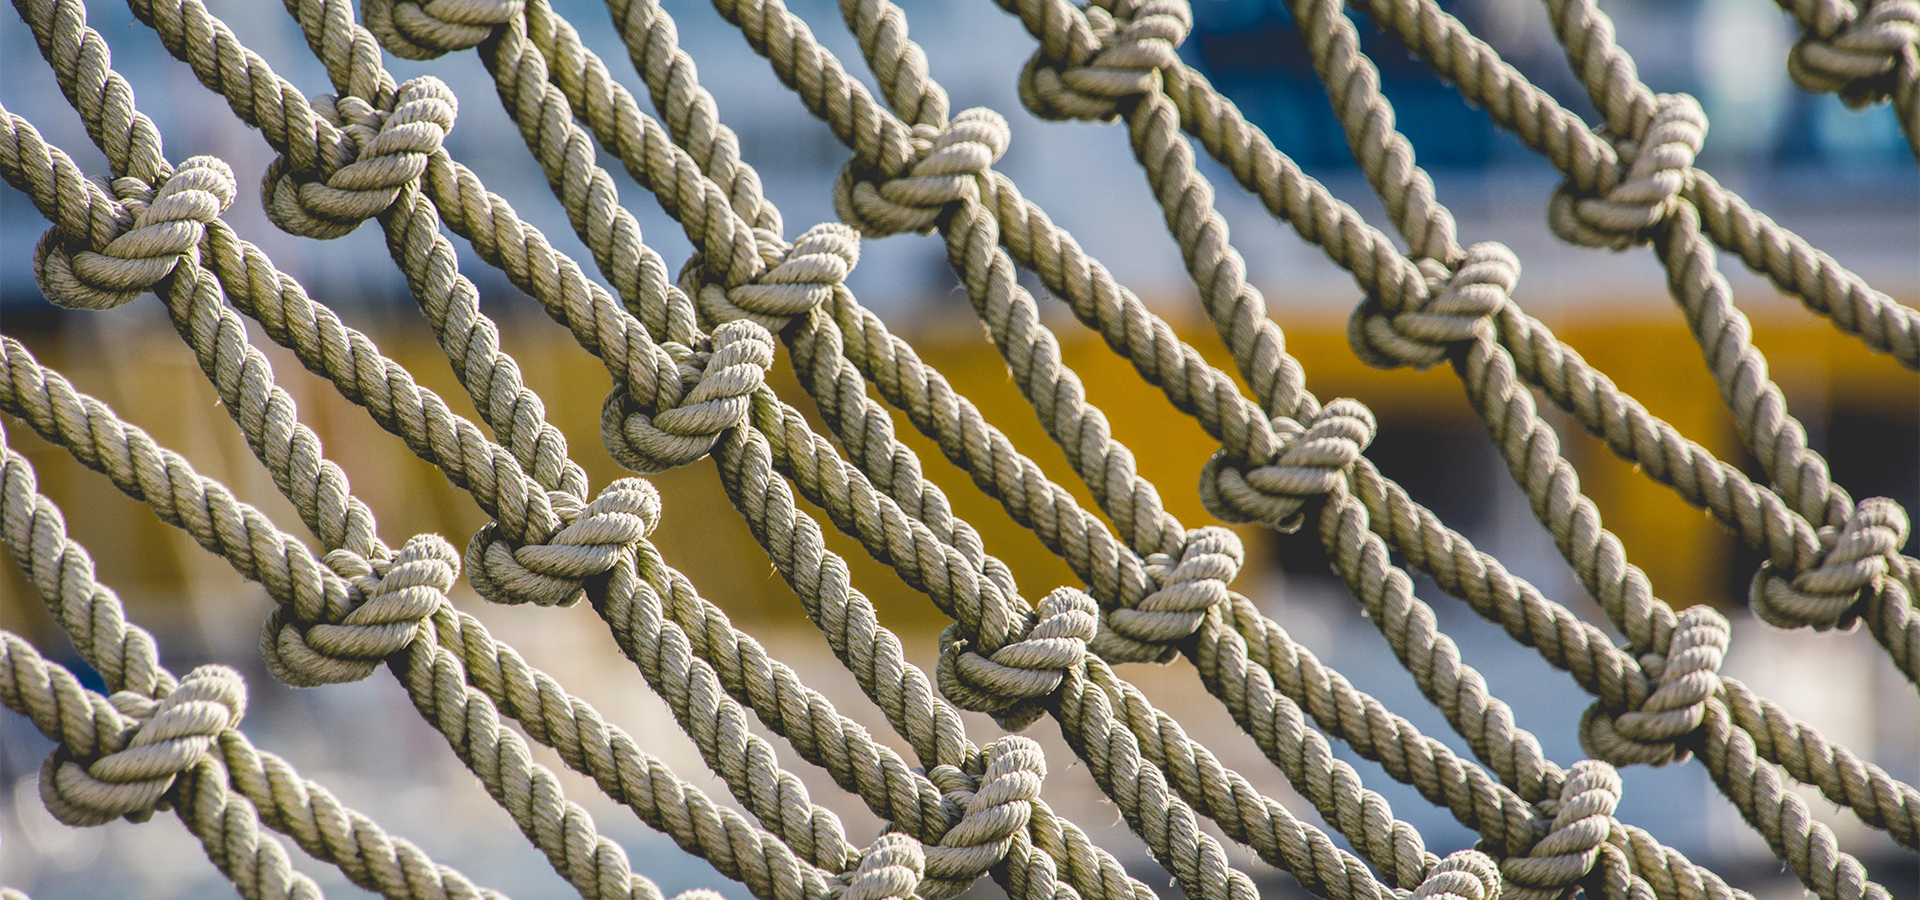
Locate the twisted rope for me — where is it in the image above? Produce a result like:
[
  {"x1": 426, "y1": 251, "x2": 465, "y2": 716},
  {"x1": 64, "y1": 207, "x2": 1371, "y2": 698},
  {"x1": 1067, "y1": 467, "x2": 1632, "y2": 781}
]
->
[{"x1": 2, "y1": 2, "x2": 1915, "y2": 900}]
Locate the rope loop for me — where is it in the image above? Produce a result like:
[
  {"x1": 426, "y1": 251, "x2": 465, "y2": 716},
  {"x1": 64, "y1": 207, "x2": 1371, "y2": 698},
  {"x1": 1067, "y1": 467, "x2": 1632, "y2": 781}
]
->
[
  {"x1": 604, "y1": 320, "x2": 776, "y2": 473},
  {"x1": 1413, "y1": 849, "x2": 1503, "y2": 900},
  {"x1": 1092, "y1": 525, "x2": 1244, "y2": 664},
  {"x1": 835, "y1": 833, "x2": 925, "y2": 900},
  {"x1": 264, "y1": 76, "x2": 457, "y2": 239},
  {"x1": 694, "y1": 223, "x2": 861, "y2": 330},
  {"x1": 33, "y1": 157, "x2": 237, "y2": 310},
  {"x1": 1579, "y1": 605, "x2": 1730, "y2": 767},
  {"x1": 937, "y1": 588, "x2": 1097, "y2": 730},
  {"x1": 1349, "y1": 242, "x2": 1517, "y2": 370},
  {"x1": 1018, "y1": 0, "x2": 1191, "y2": 122},
  {"x1": 1751, "y1": 496, "x2": 1910, "y2": 630},
  {"x1": 363, "y1": 0, "x2": 523, "y2": 60},
  {"x1": 1501, "y1": 760, "x2": 1622, "y2": 900},
  {"x1": 835, "y1": 108, "x2": 1011, "y2": 237},
  {"x1": 468, "y1": 479, "x2": 662, "y2": 607},
  {"x1": 1548, "y1": 93, "x2": 1706, "y2": 250},
  {"x1": 263, "y1": 533, "x2": 457, "y2": 687},
  {"x1": 1199, "y1": 399, "x2": 1376, "y2": 531},
  {"x1": 1787, "y1": 0, "x2": 1920, "y2": 108},
  {"x1": 919, "y1": 737, "x2": 1047, "y2": 896},
  {"x1": 40, "y1": 665, "x2": 246, "y2": 827}
]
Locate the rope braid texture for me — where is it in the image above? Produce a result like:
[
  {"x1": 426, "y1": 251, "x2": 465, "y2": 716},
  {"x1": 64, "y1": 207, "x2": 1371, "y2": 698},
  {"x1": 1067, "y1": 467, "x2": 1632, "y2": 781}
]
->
[
  {"x1": 969, "y1": 0, "x2": 1908, "y2": 894},
  {"x1": 3, "y1": 5, "x2": 1082, "y2": 898},
  {"x1": 453, "y1": 3, "x2": 1428, "y2": 894},
  {"x1": 0, "y1": 1, "x2": 1912, "y2": 900}
]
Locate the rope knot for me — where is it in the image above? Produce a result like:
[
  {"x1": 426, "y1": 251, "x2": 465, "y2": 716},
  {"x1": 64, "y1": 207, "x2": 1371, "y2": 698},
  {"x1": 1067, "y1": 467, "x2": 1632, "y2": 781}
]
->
[
  {"x1": 694, "y1": 223, "x2": 861, "y2": 329},
  {"x1": 1350, "y1": 242, "x2": 1517, "y2": 370},
  {"x1": 1200, "y1": 399, "x2": 1376, "y2": 531},
  {"x1": 1788, "y1": 0, "x2": 1920, "y2": 107},
  {"x1": 919, "y1": 737, "x2": 1046, "y2": 896},
  {"x1": 263, "y1": 533, "x2": 457, "y2": 687},
  {"x1": 34, "y1": 157, "x2": 237, "y2": 311},
  {"x1": 836, "y1": 833, "x2": 925, "y2": 900},
  {"x1": 1092, "y1": 526, "x2": 1244, "y2": 664},
  {"x1": 1752, "y1": 497, "x2": 1910, "y2": 630},
  {"x1": 1579, "y1": 605, "x2": 1729, "y2": 767},
  {"x1": 1501, "y1": 761, "x2": 1621, "y2": 900},
  {"x1": 836, "y1": 108, "x2": 1011, "y2": 237},
  {"x1": 1018, "y1": 0, "x2": 1192, "y2": 122},
  {"x1": 363, "y1": 0, "x2": 523, "y2": 60},
  {"x1": 468, "y1": 479, "x2": 661, "y2": 607},
  {"x1": 1548, "y1": 93, "x2": 1706, "y2": 250},
  {"x1": 264, "y1": 77, "x2": 457, "y2": 239},
  {"x1": 937, "y1": 588, "x2": 1097, "y2": 729},
  {"x1": 1414, "y1": 850, "x2": 1503, "y2": 900},
  {"x1": 604, "y1": 321, "x2": 776, "y2": 473},
  {"x1": 40, "y1": 665, "x2": 246, "y2": 827}
]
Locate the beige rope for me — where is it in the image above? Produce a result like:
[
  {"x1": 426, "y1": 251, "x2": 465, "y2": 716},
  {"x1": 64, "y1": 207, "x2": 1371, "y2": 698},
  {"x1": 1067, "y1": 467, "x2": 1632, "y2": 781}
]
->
[{"x1": 1, "y1": 0, "x2": 1914, "y2": 899}]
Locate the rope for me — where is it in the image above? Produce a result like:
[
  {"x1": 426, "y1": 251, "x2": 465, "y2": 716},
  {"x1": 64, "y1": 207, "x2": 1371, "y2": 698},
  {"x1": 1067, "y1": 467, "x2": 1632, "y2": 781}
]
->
[{"x1": 1, "y1": 0, "x2": 1914, "y2": 899}]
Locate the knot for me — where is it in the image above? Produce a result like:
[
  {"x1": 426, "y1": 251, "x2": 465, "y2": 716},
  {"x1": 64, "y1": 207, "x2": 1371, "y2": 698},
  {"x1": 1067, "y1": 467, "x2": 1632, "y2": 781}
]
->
[
  {"x1": 836, "y1": 833, "x2": 924, "y2": 900},
  {"x1": 263, "y1": 533, "x2": 457, "y2": 687},
  {"x1": 467, "y1": 479, "x2": 661, "y2": 607},
  {"x1": 1018, "y1": 1, "x2": 1192, "y2": 122},
  {"x1": 1580, "y1": 605, "x2": 1729, "y2": 767},
  {"x1": 1752, "y1": 497, "x2": 1910, "y2": 630},
  {"x1": 1548, "y1": 94, "x2": 1706, "y2": 250},
  {"x1": 1092, "y1": 526, "x2": 1244, "y2": 664},
  {"x1": 1414, "y1": 850, "x2": 1503, "y2": 900},
  {"x1": 363, "y1": 0, "x2": 522, "y2": 60},
  {"x1": 1789, "y1": 0, "x2": 1920, "y2": 107},
  {"x1": 937, "y1": 588, "x2": 1097, "y2": 730},
  {"x1": 835, "y1": 108, "x2": 1010, "y2": 237},
  {"x1": 920, "y1": 737, "x2": 1046, "y2": 896},
  {"x1": 604, "y1": 321, "x2": 776, "y2": 473},
  {"x1": 1350, "y1": 243, "x2": 1517, "y2": 370},
  {"x1": 34, "y1": 157, "x2": 237, "y2": 311},
  {"x1": 694, "y1": 224, "x2": 860, "y2": 330},
  {"x1": 264, "y1": 77, "x2": 457, "y2": 239},
  {"x1": 40, "y1": 665, "x2": 246, "y2": 827},
  {"x1": 1502, "y1": 761, "x2": 1621, "y2": 900},
  {"x1": 1200, "y1": 399, "x2": 1376, "y2": 531}
]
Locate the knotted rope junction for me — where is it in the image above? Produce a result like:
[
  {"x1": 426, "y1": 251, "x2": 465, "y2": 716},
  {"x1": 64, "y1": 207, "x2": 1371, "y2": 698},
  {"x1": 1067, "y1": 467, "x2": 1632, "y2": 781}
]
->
[{"x1": 0, "y1": 1, "x2": 1915, "y2": 900}]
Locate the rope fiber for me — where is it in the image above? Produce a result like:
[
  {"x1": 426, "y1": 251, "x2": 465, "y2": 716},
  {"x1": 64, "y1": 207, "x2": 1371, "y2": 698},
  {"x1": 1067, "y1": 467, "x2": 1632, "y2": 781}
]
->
[{"x1": 0, "y1": 0, "x2": 1914, "y2": 898}]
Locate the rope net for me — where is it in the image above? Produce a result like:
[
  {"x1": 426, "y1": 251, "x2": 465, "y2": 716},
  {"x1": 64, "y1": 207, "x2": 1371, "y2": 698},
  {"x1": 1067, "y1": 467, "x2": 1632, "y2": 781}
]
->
[{"x1": 0, "y1": 0, "x2": 1914, "y2": 898}]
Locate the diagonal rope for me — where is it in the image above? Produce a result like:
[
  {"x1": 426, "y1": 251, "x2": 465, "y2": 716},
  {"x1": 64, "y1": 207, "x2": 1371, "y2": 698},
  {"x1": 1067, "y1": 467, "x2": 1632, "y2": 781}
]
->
[{"x1": 0, "y1": 1, "x2": 1914, "y2": 900}]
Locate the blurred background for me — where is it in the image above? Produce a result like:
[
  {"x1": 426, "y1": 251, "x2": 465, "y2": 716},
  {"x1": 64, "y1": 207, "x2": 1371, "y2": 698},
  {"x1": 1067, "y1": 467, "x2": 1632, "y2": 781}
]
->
[{"x1": 1, "y1": 0, "x2": 1915, "y2": 897}]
